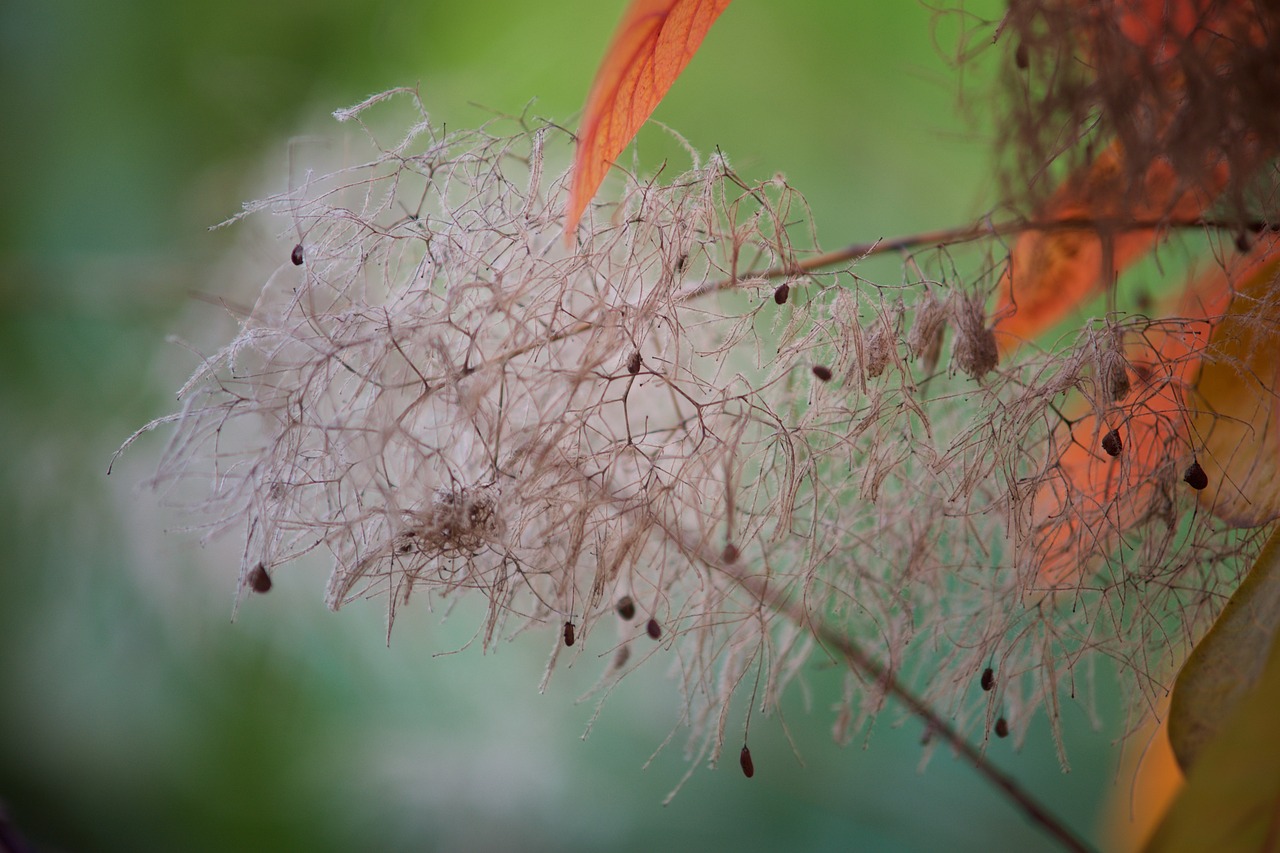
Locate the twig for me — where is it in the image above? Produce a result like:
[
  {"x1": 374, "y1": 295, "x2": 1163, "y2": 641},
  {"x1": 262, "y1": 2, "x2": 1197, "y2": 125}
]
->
[
  {"x1": 688, "y1": 214, "x2": 1271, "y2": 297},
  {"x1": 719, "y1": 563, "x2": 1099, "y2": 853}
]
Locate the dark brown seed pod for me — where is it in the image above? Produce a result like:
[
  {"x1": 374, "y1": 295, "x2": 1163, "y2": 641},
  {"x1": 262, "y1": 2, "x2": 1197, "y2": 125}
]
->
[
  {"x1": 1235, "y1": 231, "x2": 1253, "y2": 254},
  {"x1": 995, "y1": 717, "x2": 1010, "y2": 738},
  {"x1": 773, "y1": 283, "x2": 790, "y2": 305},
  {"x1": 722, "y1": 543, "x2": 739, "y2": 564},
  {"x1": 616, "y1": 595, "x2": 636, "y2": 620},
  {"x1": 646, "y1": 617, "x2": 661, "y2": 640},
  {"x1": 739, "y1": 744, "x2": 755, "y2": 778},
  {"x1": 627, "y1": 350, "x2": 642, "y2": 375},
  {"x1": 563, "y1": 621, "x2": 576, "y2": 647},
  {"x1": 812, "y1": 365, "x2": 833, "y2": 382},
  {"x1": 1102, "y1": 429, "x2": 1123, "y2": 457},
  {"x1": 1184, "y1": 460, "x2": 1208, "y2": 490},
  {"x1": 247, "y1": 563, "x2": 272, "y2": 594},
  {"x1": 1015, "y1": 42, "x2": 1029, "y2": 69},
  {"x1": 290, "y1": 243, "x2": 304, "y2": 266},
  {"x1": 980, "y1": 667, "x2": 994, "y2": 691}
]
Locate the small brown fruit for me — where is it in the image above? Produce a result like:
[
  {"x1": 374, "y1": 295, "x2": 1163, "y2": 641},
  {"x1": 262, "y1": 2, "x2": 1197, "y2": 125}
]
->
[
  {"x1": 247, "y1": 563, "x2": 272, "y2": 593},
  {"x1": 1102, "y1": 429, "x2": 1122, "y2": 457},
  {"x1": 739, "y1": 744, "x2": 755, "y2": 778},
  {"x1": 1184, "y1": 460, "x2": 1208, "y2": 490},
  {"x1": 773, "y1": 283, "x2": 790, "y2": 305},
  {"x1": 980, "y1": 667, "x2": 994, "y2": 691},
  {"x1": 812, "y1": 365, "x2": 833, "y2": 382},
  {"x1": 290, "y1": 243, "x2": 304, "y2": 266},
  {"x1": 616, "y1": 595, "x2": 636, "y2": 620}
]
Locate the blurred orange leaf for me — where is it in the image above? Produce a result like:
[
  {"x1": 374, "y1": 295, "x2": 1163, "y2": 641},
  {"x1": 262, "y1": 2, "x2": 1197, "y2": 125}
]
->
[
  {"x1": 1028, "y1": 235, "x2": 1277, "y2": 586},
  {"x1": 565, "y1": 0, "x2": 731, "y2": 239},
  {"x1": 993, "y1": 145, "x2": 1225, "y2": 357}
]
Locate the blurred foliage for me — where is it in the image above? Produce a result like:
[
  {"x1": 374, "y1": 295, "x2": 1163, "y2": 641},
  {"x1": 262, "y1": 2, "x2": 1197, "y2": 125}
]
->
[{"x1": 0, "y1": 1, "x2": 1120, "y2": 850}]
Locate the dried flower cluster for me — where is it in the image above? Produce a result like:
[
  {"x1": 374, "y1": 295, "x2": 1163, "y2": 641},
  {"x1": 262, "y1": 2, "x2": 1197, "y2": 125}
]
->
[
  {"x1": 1000, "y1": 0, "x2": 1280, "y2": 216},
  {"x1": 139, "y1": 82, "x2": 1266, "y2": 781}
]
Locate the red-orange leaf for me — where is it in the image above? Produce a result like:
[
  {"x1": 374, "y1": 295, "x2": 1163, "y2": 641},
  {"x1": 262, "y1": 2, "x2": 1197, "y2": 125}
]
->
[
  {"x1": 993, "y1": 144, "x2": 1226, "y2": 357},
  {"x1": 1029, "y1": 234, "x2": 1278, "y2": 586},
  {"x1": 565, "y1": 0, "x2": 731, "y2": 239}
]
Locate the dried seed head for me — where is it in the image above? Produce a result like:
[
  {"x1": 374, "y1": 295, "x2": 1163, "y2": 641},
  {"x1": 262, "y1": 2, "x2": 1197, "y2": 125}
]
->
[
  {"x1": 627, "y1": 350, "x2": 642, "y2": 375},
  {"x1": 812, "y1": 365, "x2": 833, "y2": 382},
  {"x1": 616, "y1": 595, "x2": 636, "y2": 621},
  {"x1": 907, "y1": 291, "x2": 947, "y2": 364},
  {"x1": 1102, "y1": 428, "x2": 1123, "y2": 457},
  {"x1": 646, "y1": 617, "x2": 662, "y2": 640},
  {"x1": 773, "y1": 282, "x2": 790, "y2": 305},
  {"x1": 563, "y1": 620, "x2": 576, "y2": 647},
  {"x1": 951, "y1": 291, "x2": 997, "y2": 379},
  {"x1": 722, "y1": 542, "x2": 739, "y2": 564},
  {"x1": 1098, "y1": 329, "x2": 1132, "y2": 402},
  {"x1": 862, "y1": 319, "x2": 893, "y2": 380},
  {"x1": 247, "y1": 563, "x2": 272, "y2": 593},
  {"x1": 995, "y1": 717, "x2": 1010, "y2": 739},
  {"x1": 980, "y1": 667, "x2": 994, "y2": 691},
  {"x1": 290, "y1": 243, "x2": 304, "y2": 266},
  {"x1": 739, "y1": 744, "x2": 755, "y2": 778},
  {"x1": 1184, "y1": 460, "x2": 1208, "y2": 490}
]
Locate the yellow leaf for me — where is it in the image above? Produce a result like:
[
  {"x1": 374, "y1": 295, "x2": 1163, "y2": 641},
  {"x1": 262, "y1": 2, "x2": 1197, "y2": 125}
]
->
[
  {"x1": 1190, "y1": 237, "x2": 1280, "y2": 526},
  {"x1": 1146, "y1": 527, "x2": 1280, "y2": 852}
]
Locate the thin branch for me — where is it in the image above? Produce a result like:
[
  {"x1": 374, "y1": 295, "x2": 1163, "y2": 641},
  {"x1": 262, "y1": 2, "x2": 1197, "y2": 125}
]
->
[
  {"x1": 626, "y1": 489, "x2": 1098, "y2": 853},
  {"x1": 718, "y1": 561, "x2": 1099, "y2": 853},
  {"x1": 688, "y1": 214, "x2": 1272, "y2": 297}
]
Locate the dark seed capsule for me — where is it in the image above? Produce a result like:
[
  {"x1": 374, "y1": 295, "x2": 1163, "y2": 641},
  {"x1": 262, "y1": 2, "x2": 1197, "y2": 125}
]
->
[
  {"x1": 1235, "y1": 231, "x2": 1253, "y2": 254},
  {"x1": 247, "y1": 563, "x2": 272, "y2": 594},
  {"x1": 1102, "y1": 428, "x2": 1123, "y2": 457},
  {"x1": 646, "y1": 617, "x2": 661, "y2": 640},
  {"x1": 1184, "y1": 460, "x2": 1208, "y2": 490},
  {"x1": 773, "y1": 283, "x2": 790, "y2": 305},
  {"x1": 290, "y1": 243, "x2": 304, "y2": 266},
  {"x1": 995, "y1": 717, "x2": 1010, "y2": 738},
  {"x1": 739, "y1": 744, "x2": 755, "y2": 778},
  {"x1": 1015, "y1": 42, "x2": 1029, "y2": 69},
  {"x1": 563, "y1": 621, "x2": 576, "y2": 647},
  {"x1": 812, "y1": 365, "x2": 833, "y2": 382},
  {"x1": 616, "y1": 595, "x2": 636, "y2": 621},
  {"x1": 722, "y1": 543, "x2": 739, "y2": 564},
  {"x1": 980, "y1": 667, "x2": 994, "y2": 691},
  {"x1": 627, "y1": 350, "x2": 642, "y2": 375}
]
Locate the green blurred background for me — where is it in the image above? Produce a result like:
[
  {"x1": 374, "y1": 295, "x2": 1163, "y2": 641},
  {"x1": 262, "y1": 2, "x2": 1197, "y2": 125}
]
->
[{"x1": 0, "y1": 1, "x2": 1125, "y2": 850}]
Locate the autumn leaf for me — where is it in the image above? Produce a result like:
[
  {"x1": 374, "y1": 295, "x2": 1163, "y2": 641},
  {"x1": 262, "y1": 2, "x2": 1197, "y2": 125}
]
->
[
  {"x1": 992, "y1": 145, "x2": 1226, "y2": 357},
  {"x1": 1028, "y1": 235, "x2": 1275, "y2": 586},
  {"x1": 1187, "y1": 240, "x2": 1280, "y2": 526},
  {"x1": 565, "y1": 0, "x2": 731, "y2": 239},
  {"x1": 1145, "y1": 527, "x2": 1280, "y2": 853},
  {"x1": 1168, "y1": 523, "x2": 1280, "y2": 771}
]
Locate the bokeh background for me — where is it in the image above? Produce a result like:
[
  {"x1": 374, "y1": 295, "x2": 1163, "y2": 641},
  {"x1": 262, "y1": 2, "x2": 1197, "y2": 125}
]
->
[{"x1": 0, "y1": 1, "x2": 1131, "y2": 850}]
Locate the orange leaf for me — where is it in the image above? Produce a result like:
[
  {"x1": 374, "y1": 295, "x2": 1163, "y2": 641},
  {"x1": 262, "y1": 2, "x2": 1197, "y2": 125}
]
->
[
  {"x1": 1027, "y1": 237, "x2": 1271, "y2": 586},
  {"x1": 993, "y1": 144, "x2": 1226, "y2": 357},
  {"x1": 565, "y1": 0, "x2": 731, "y2": 239}
]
